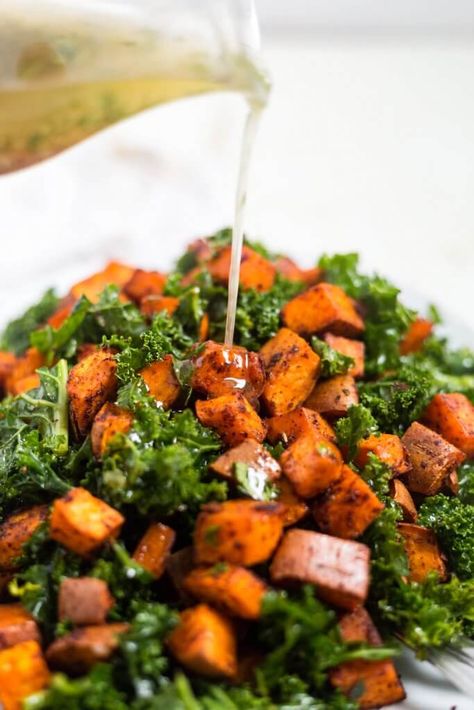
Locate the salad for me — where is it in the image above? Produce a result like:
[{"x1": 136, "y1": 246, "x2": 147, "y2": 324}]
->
[{"x1": 0, "y1": 230, "x2": 473, "y2": 709}]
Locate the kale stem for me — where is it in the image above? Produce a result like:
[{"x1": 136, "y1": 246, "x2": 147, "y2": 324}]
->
[{"x1": 53, "y1": 359, "x2": 69, "y2": 456}]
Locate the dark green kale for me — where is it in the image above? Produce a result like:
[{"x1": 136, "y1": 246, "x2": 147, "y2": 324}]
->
[
  {"x1": 24, "y1": 666, "x2": 128, "y2": 710},
  {"x1": 311, "y1": 337, "x2": 354, "y2": 378},
  {"x1": 335, "y1": 405, "x2": 378, "y2": 459},
  {"x1": 0, "y1": 289, "x2": 59, "y2": 355}
]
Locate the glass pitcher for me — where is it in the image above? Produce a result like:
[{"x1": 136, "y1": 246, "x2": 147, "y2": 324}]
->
[{"x1": 0, "y1": 0, "x2": 269, "y2": 174}]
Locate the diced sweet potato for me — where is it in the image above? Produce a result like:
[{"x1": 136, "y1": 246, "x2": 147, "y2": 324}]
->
[
  {"x1": 0, "y1": 640, "x2": 50, "y2": 710},
  {"x1": 323, "y1": 334, "x2": 365, "y2": 379},
  {"x1": 330, "y1": 607, "x2": 406, "y2": 709},
  {"x1": 275, "y1": 476, "x2": 309, "y2": 526},
  {"x1": 187, "y1": 237, "x2": 213, "y2": 264},
  {"x1": 140, "y1": 295, "x2": 180, "y2": 318},
  {"x1": 199, "y1": 313, "x2": 210, "y2": 342},
  {"x1": 132, "y1": 522, "x2": 176, "y2": 579},
  {"x1": 313, "y1": 465, "x2": 384, "y2": 538},
  {"x1": 50, "y1": 487, "x2": 124, "y2": 556},
  {"x1": 266, "y1": 407, "x2": 336, "y2": 445},
  {"x1": 165, "y1": 547, "x2": 195, "y2": 603},
  {"x1": 280, "y1": 434, "x2": 343, "y2": 498},
  {"x1": 76, "y1": 343, "x2": 99, "y2": 361},
  {"x1": 355, "y1": 433, "x2": 411, "y2": 476},
  {"x1": 402, "y1": 421, "x2": 465, "y2": 495},
  {"x1": 140, "y1": 355, "x2": 181, "y2": 409},
  {"x1": 58, "y1": 578, "x2": 114, "y2": 625},
  {"x1": 0, "y1": 505, "x2": 49, "y2": 571},
  {"x1": 67, "y1": 349, "x2": 118, "y2": 438},
  {"x1": 260, "y1": 328, "x2": 321, "y2": 416},
  {"x1": 46, "y1": 623, "x2": 129, "y2": 674},
  {"x1": 192, "y1": 341, "x2": 265, "y2": 404},
  {"x1": 47, "y1": 294, "x2": 76, "y2": 329},
  {"x1": 180, "y1": 265, "x2": 204, "y2": 287},
  {"x1": 184, "y1": 564, "x2": 267, "y2": 619},
  {"x1": 445, "y1": 470, "x2": 459, "y2": 496},
  {"x1": 400, "y1": 317, "x2": 433, "y2": 355},
  {"x1": 8, "y1": 373, "x2": 41, "y2": 395},
  {"x1": 273, "y1": 257, "x2": 321, "y2": 285},
  {"x1": 194, "y1": 500, "x2": 284, "y2": 566},
  {"x1": 397, "y1": 523, "x2": 447, "y2": 583},
  {"x1": 0, "y1": 605, "x2": 40, "y2": 650},
  {"x1": 424, "y1": 392, "x2": 474, "y2": 457},
  {"x1": 208, "y1": 245, "x2": 276, "y2": 292},
  {"x1": 0, "y1": 351, "x2": 16, "y2": 394},
  {"x1": 168, "y1": 604, "x2": 237, "y2": 678},
  {"x1": 210, "y1": 439, "x2": 281, "y2": 482},
  {"x1": 270, "y1": 529, "x2": 370, "y2": 610},
  {"x1": 389, "y1": 479, "x2": 417, "y2": 522},
  {"x1": 304, "y1": 375, "x2": 359, "y2": 418},
  {"x1": 282, "y1": 282, "x2": 364, "y2": 337},
  {"x1": 91, "y1": 402, "x2": 133, "y2": 458},
  {"x1": 70, "y1": 261, "x2": 135, "y2": 303},
  {"x1": 6, "y1": 347, "x2": 44, "y2": 396},
  {"x1": 122, "y1": 269, "x2": 166, "y2": 303},
  {"x1": 196, "y1": 393, "x2": 266, "y2": 447}
]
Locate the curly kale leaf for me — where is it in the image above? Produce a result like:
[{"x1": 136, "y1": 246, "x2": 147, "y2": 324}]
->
[
  {"x1": 0, "y1": 288, "x2": 59, "y2": 355},
  {"x1": 335, "y1": 405, "x2": 378, "y2": 459},
  {"x1": 311, "y1": 337, "x2": 354, "y2": 378}
]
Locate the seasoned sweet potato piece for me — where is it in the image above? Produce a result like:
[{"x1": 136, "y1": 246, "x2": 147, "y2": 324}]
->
[
  {"x1": 199, "y1": 313, "x2": 210, "y2": 342},
  {"x1": 58, "y1": 578, "x2": 114, "y2": 625},
  {"x1": 194, "y1": 500, "x2": 284, "y2": 566},
  {"x1": 196, "y1": 393, "x2": 266, "y2": 447},
  {"x1": 266, "y1": 407, "x2": 336, "y2": 445},
  {"x1": 180, "y1": 265, "x2": 203, "y2": 287},
  {"x1": 6, "y1": 347, "x2": 44, "y2": 396},
  {"x1": 76, "y1": 343, "x2": 99, "y2": 362},
  {"x1": 280, "y1": 434, "x2": 343, "y2": 499},
  {"x1": 445, "y1": 470, "x2": 459, "y2": 496},
  {"x1": 400, "y1": 317, "x2": 433, "y2": 355},
  {"x1": 330, "y1": 607, "x2": 406, "y2": 709},
  {"x1": 276, "y1": 476, "x2": 309, "y2": 526},
  {"x1": 0, "y1": 640, "x2": 50, "y2": 710},
  {"x1": 168, "y1": 604, "x2": 237, "y2": 679},
  {"x1": 273, "y1": 257, "x2": 321, "y2": 285},
  {"x1": 122, "y1": 269, "x2": 166, "y2": 303},
  {"x1": 323, "y1": 334, "x2": 365, "y2": 379},
  {"x1": 313, "y1": 465, "x2": 384, "y2": 538},
  {"x1": 50, "y1": 487, "x2": 124, "y2": 556},
  {"x1": 0, "y1": 605, "x2": 40, "y2": 650},
  {"x1": 8, "y1": 373, "x2": 41, "y2": 395},
  {"x1": 260, "y1": 328, "x2": 321, "y2": 416},
  {"x1": 46, "y1": 294, "x2": 76, "y2": 330},
  {"x1": 208, "y1": 245, "x2": 276, "y2": 292},
  {"x1": 424, "y1": 392, "x2": 474, "y2": 457},
  {"x1": 68, "y1": 349, "x2": 118, "y2": 437},
  {"x1": 192, "y1": 341, "x2": 265, "y2": 404},
  {"x1": 0, "y1": 351, "x2": 16, "y2": 394},
  {"x1": 70, "y1": 261, "x2": 135, "y2": 303},
  {"x1": 355, "y1": 433, "x2": 410, "y2": 476},
  {"x1": 210, "y1": 439, "x2": 281, "y2": 482},
  {"x1": 187, "y1": 237, "x2": 213, "y2": 264},
  {"x1": 270, "y1": 529, "x2": 370, "y2": 609},
  {"x1": 305, "y1": 375, "x2": 359, "y2": 419},
  {"x1": 132, "y1": 522, "x2": 176, "y2": 579},
  {"x1": 389, "y1": 479, "x2": 417, "y2": 522},
  {"x1": 184, "y1": 564, "x2": 267, "y2": 619},
  {"x1": 91, "y1": 402, "x2": 133, "y2": 458},
  {"x1": 282, "y1": 282, "x2": 364, "y2": 337},
  {"x1": 165, "y1": 547, "x2": 195, "y2": 603},
  {"x1": 140, "y1": 295, "x2": 180, "y2": 318},
  {"x1": 0, "y1": 505, "x2": 48, "y2": 571},
  {"x1": 398, "y1": 523, "x2": 447, "y2": 583},
  {"x1": 140, "y1": 355, "x2": 181, "y2": 409},
  {"x1": 402, "y1": 421, "x2": 465, "y2": 495},
  {"x1": 46, "y1": 623, "x2": 129, "y2": 674}
]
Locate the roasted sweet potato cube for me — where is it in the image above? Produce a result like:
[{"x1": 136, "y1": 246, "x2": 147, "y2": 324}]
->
[
  {"x1": 305, "y1": 375, "x2": 359, "y2": 419},
  {"x1": 6, "y1": 347, "x2": 44, "y2": 396},
  {"x1": 282, "y1": 282, "x2": 364, "y2": 337},
  {"x1": 0, "y1": 505, "x2": 49, "y2": 571},
  {"x1": 165, "y1": 547, "x2": 195, "y2": 603},
  {"x1": 140, "y1": 355, "x2": 181, "y2": 409},
  {"x1": 0, "y1": 605, "x2": 40, "y2": 650},
  {"x1": 313, "y1": 465, "x2": 384, "y2": 538},
  {"x1": 8, "y1": 373, "x2": 41, "y2": 395},
  {"x1": 323, "y1": 334, "x2": 365, "y2": 379},
  {"x1": 196, "y1": 393, "x2": 266, "y2": 447},
  {"x1": 132, "y1": 522, "x2": 176, "y2": 579},
  {"x1": 192, "y1": 341, "x2": 265, "y2": 403},
  {"x1": 168, "y1": 604, "x2": 237, "y2": 678},
  {"x1": 46, "y1": 623, "x2": 129, "y2": 674},
  {"x1": 184, "y1": 564, "x2": 267, "y2": 619},
  {"x1": 50, "y1": 487, "x2": 124, "y2": 556},
  {"x1": 270, "y1": 529, "x2": 370, "y2": 609},
  {"x1": 67, "y1": 349, "x2": 118, "y2": 438},
  {"x1": 397, "y1": 523, "x2": 446, "y2": 583},
  {"x1": 280, "y1": 434, "x2": 343, "y2": 498},
  {"x1": 194, "y1": 500, "x2": 284, "y2": 566},
  {"x1": 424, "y1": 392, "x2": 474, "y2": 457},
  {"x1": 400, "y1": 317, "x2": 433, "y2": 355},
  {"x1": 355, "y1": 433, "x2": 410, "y2": 476},
  {"x1": 402, "y1": 422, "x2": 465, "y2": 495},
  {"x1": 0, "y1": 640, "x2": 50, "y2": 709},
  {"x1": 208, "y1": 245, "x2": 276, "y2": 292},
  {"x1": 58, "y1": 578, "x2": 114, "y2": 625},
  {"x1": 0, "y1": 351, "x2": 16, "y2": 394},
  {"x1": 389, "y1": 479, "x2": 417, "y2": 522},
  {"x1": 199, "y1": 313, "x2": 210, "y2": 342},
  {"x1": 273, "y1": 257, "x2": 321, "y2": 285},
  {"x1": 260, "y1": 328, "x2": 321, "y2": 416},
  {"x1": 70, "y1": 261, "x2": 135, "y2": 303},
  {"x1": 91, "y1": 402, "x2": 133, "y2": 458},
  {"x1": 210, "y1": 439, "x2": 281, "y2": 482},
  {"x1": 140, "y1": 295, "x2": 180, "y2": 318},
  {"x1": 275, "y1": 476, "x2": 309, "y2": 526},
  {"x1": 46, "y1": 294, "x2": 76, "y2": 329},
  {"x1": 122, "y1": 269, "x2": 166, "y2": 303},
  {"x1": 445, "y1": 470, "x2": 459, "y2": 496},
  {"x1": 266, "y1": 407, "x2": 336, "y2": 445}
]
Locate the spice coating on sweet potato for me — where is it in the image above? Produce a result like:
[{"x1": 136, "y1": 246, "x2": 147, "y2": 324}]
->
[
  {"x1": 91, "y1": 402, "x2": 133, "y2": 458},
  {"x1": 389, "y1": 479, "x2": 418, "y2": 522},
  {"x1": 208, "y1": 245, "x2": 276, "y2": 292},
  {"x1": 210, "y1": 439, "x2": 281, "y2": 482},
  {"x1": 184, "y1": 564, "x2": 267, "y2": 619},
  {"x1": 8, "y1": 373, "x2": 41, "y2": 395},
  {"x1": 70, "y1": 261, "x2": 135, "y2": 303},
  {"x1": 323, "y1": 334, "x2": 365, "y2": 379},
  {"x1": 58, "y1": 578, "x2": 114, "y2": 626},
  {"x1": 260, "y1": 328, "x2": 321, "y2": 416},
  {"x1": 275, "y1": 476, "x2": 309, "y2": 526},
  {"x1": 355, "y1": 433, "x2": 411, "y2": 476},
  {"x1": 192, "y1": 341, "x2": 265, "y2": 403},
  {"x1": 423, "y1": 392, "x2": 474, "y2": 457},
  {"x1": 140, "y1": 355, "x2": 181, "y2": 409},
  {"x1": 194, "y1": 500, "x2": 284, "y2": 566},
  {"x1": 122, "y1": 269, "x2": 166, "y2": 303},
  {"x1": 46, "y1": 623, "x2": 129, "y2": 674},
  {"x1": 397, "y1": 523, "x2": 447, "y2": 583},
  {"x1": 0, "y1": 640, "x2": 51, "y2": 710},
  {"x1": 280, "y1": 434, "x2": 343, "y2": 499},
  {"x1": 399, "y1": 317, "x2": 433, "y2": 355},
  {"x1": 270, "y1": 529, "x2": 370, "y2": 610},
  {"x1": 6, "y1": 347, "x2": 44, "y2": 396},
  {"x1": 132, "y1": 522, "x2": 176, "y2": 579},
  {"x1": 273, "y1": 256, "x2": 322, "y2": 285},
  {"x1": 140, "y1": 295, "x2": 180, "y2": 318},
  {"x1": 67, "y1": 349, "x2": 118, "y2": 438},
  {"x1": 167, "y1": 604, "x2": 237, "y2": 679},
  {"x1": 0, "y1": 351, "x2": 16, "y2": 395},
  {"x1": 0, "y1": 505, "x2": 49, "y2": 571},
  {"x1": 0, "y1": 604, "x2": 40, "y2": 650},
  {"x1": 266, "y1": 407, "x2": 336, "y2": 445},
  {"x1": 304, "y1": 375, "x2": 359, "y2": 419},
  {"x1": 282, "y1": 282, "x2": 364, "y2": 337},
  {"x1": 196, "y1": 393, "x2": 266, "y2": 447}
]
